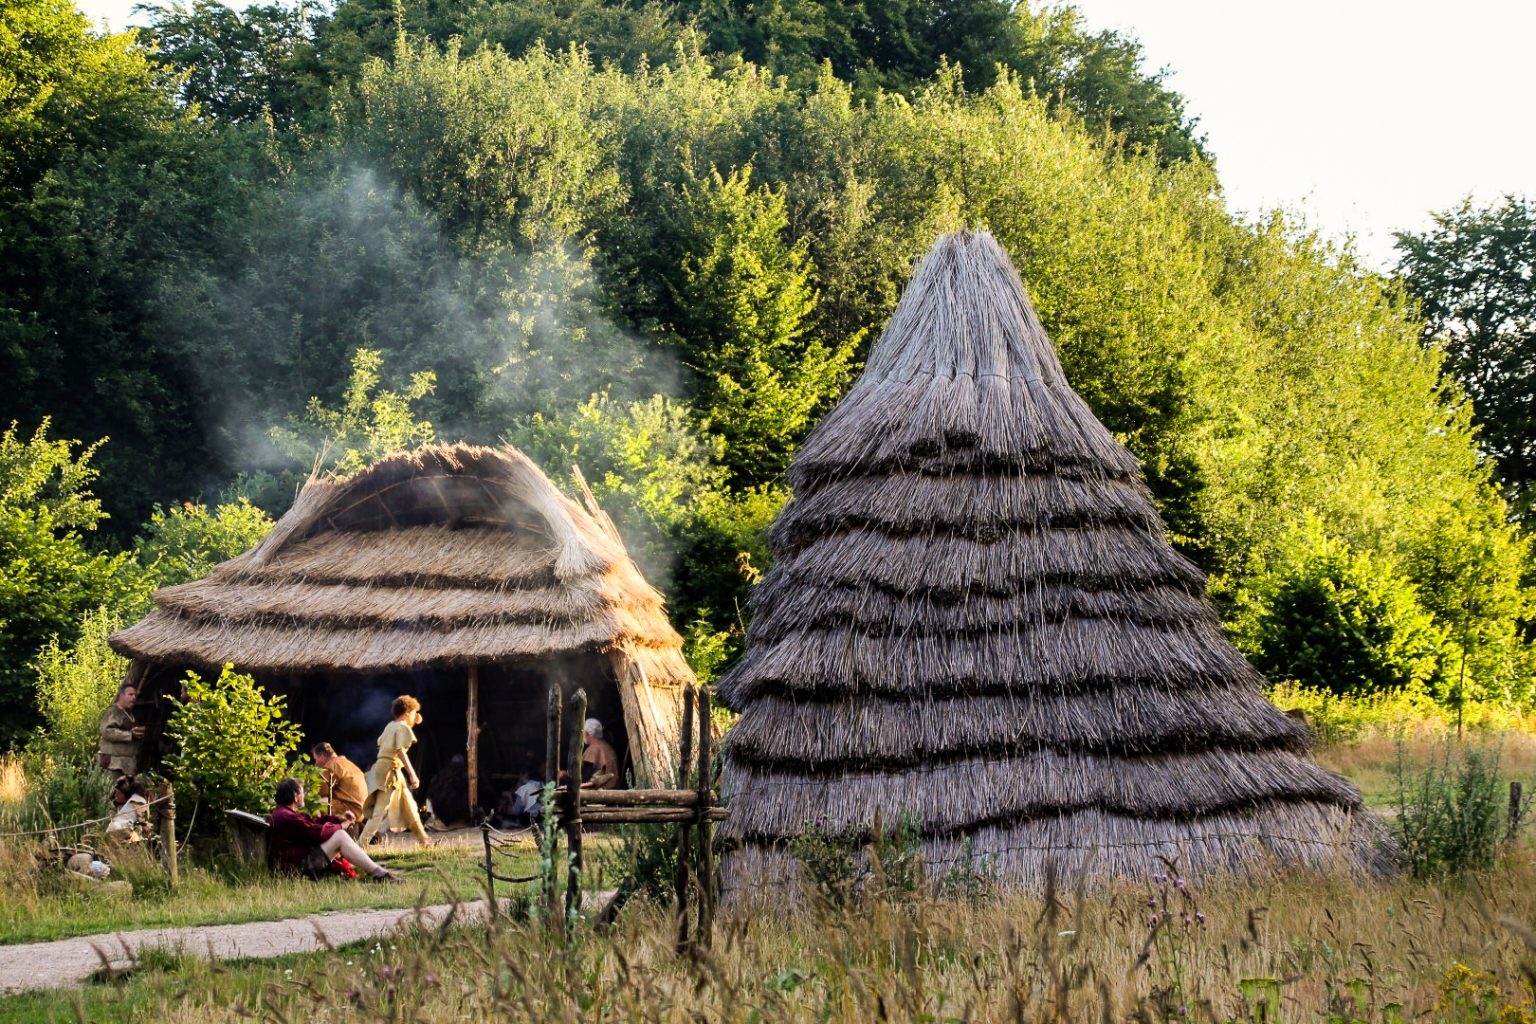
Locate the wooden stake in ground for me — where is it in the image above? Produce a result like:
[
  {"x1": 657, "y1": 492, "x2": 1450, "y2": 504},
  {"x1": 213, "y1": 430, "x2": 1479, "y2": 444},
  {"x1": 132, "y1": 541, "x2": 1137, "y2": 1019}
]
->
[
  {"x1": 674, "y1": 685, "x2": 695, "y2": 954},
  {"x1": 159, "y1": 782, "x2": 177, "y2": 888},
  {"x1": 544, "y1": 684, "x2": 562, "y2": 925},
  {"x1": 696, "y1": 687, "x2": 714, "y2": 948},
  {"x1": 564, "y1": 688, "x2": 587, "y2": 930},
  {"x1": 466, "y1": 665, "x2": 480, "y2": 814}
]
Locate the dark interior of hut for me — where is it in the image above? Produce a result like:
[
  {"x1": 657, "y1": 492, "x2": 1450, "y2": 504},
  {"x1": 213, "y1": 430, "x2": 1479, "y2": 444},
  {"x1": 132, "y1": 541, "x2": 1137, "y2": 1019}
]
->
[{"x1": 129, "y1": 653, "x2": 631, "y2": 822}]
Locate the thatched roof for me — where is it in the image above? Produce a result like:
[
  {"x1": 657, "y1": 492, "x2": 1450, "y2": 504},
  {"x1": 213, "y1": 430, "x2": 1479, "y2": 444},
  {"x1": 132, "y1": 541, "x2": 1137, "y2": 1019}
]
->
[
  {"x1": 715, "y1": 231, "x2": 1389, "y2": 896},
  {"x1": 112, "y1": 444, "x2": 694, "y2": 780}
]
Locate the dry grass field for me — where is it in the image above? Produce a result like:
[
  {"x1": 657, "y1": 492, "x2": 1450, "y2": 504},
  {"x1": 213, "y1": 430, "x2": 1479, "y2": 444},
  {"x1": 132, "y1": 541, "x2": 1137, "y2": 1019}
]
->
[{"x1": 1, "y1": 728, "x2": 1534, "y2": 1023}]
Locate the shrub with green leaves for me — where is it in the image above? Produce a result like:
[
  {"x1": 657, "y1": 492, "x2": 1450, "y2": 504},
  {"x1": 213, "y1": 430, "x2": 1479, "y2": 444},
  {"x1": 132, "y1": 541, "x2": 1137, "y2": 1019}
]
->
[
  {"x1": 1392, "y1": 742, "x2": 1519, "y2": 879},
  {"x1": 166, "y1": 665, "x2": 304, "y2": 817},
  {"x1": 1237, "y1": 520, "x2": 1450, "y2": 697}
]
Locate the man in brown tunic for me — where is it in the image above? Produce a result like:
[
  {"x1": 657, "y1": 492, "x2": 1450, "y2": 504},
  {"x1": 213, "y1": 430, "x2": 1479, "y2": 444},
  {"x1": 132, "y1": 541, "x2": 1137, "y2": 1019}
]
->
[
  {"x1": 98, "y1": 683, "x2": 145, "y2": 779},
  {"x1": 312, "y1": 742, "x2": 367, "y2": 825}
]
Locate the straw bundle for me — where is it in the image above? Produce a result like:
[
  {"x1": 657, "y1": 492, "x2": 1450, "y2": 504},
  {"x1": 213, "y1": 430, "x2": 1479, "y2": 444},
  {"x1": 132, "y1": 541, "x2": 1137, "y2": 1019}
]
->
[
  {"x1": 716, "y1": 231, "x2": 1389, "y2": 898},
  {"x1": 113, "y1": 444, "x2": 691, "y2": 680}
]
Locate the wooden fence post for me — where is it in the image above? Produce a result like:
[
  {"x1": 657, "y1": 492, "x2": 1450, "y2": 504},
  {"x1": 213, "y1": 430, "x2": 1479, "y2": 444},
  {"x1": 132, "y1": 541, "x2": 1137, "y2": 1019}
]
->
[
  {"x1": 674, "y1": 685, "x2": 695, "y2": 954},
  {"x1": 159, "y1": 782, "x2": 178, "y2": 888},
  {"x1": 466, "y1": 665, "x2": 480, "y2": 813},
  {"x1": 696, "y1": 687, "x2": 714, "y2": 948},
  {"x1": 544, "y1": 684, "x2": 563, "y2": 926},
  {"x1": 565, "y1": 688, "x2": 588, "y2": 931},
  {"x1": 1510, "y1": 781, "x2": 1525, "y2": 843}
]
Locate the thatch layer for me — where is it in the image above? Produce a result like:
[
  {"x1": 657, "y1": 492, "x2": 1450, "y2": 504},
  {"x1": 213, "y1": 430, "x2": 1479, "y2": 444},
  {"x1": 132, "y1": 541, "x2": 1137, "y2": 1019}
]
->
[
  {"x1": 112, "y1": 445, "x2": 687, "y2": 679},
  {"x1": 722, "y1": 807, "x2": 1392, "y2": 898},
  {"x1": 724, "y1": 688, "x2": 1311, "y2": 765},
  {"x1": 717, "y1": 230, "x2": 1385, "y2": 897}
]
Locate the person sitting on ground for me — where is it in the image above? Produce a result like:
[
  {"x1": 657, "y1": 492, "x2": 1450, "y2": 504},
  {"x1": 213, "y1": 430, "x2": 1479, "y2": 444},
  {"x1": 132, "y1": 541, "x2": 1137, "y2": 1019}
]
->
[
  {"x1": 311, "y1": 742, "x2": 367, "y2": 827},
  {"x1": 423, "y1": 753, "x2": 471, "y2": 831},
  {"x1": 269, "y1": 778, "x2": 401, "y2": 883},
  {"x1": 581, "y1": 718, "x2": 620, "y2": 789},
  {"x1": 105, "y1": 776, "x2": 151, "y2": 842}
]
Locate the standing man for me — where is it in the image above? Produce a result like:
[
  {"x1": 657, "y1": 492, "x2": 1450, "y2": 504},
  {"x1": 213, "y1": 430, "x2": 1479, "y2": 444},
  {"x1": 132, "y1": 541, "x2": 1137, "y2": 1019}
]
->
[
  {"x1": 580, "y1": 718, "x2": 620, "y2": 789},
  {"x1": 312, "y1": 742, "x2": 367, "y2": 826},
  {"x1": 98, "y1": 683, "x2": 145, "y2": 779}
]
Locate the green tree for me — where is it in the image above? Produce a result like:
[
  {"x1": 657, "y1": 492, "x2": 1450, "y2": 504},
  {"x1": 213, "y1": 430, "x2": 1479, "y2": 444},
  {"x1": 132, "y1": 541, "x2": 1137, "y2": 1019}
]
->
[
  {"x1": 133, "y1": 0, "x2": 327, "y2": 123},
  {"x1": 1396, "y1": 196, "x2": 1536, "y2": 511},
  {"x1": 0, "y1": 422, "x2": 144, "y2": 743},
  {"x1": 271, "y1": 346, "x2": 437, "y2": 477},
  {"x1": 0, "y1": 0, "x2": 239, "y2": 524},
  {"x1": 663, "y1": 166, "x2": 857, "y2": 485},
  {"x1": 166, "y1": 664, "x2": 304, "y2": 815},
  {"x1": 1236, "y1": 520, "x2": 1451, "y2": 698},
  {"x1": 137, "y1": 498, "x2": 275, "y2": 587}
]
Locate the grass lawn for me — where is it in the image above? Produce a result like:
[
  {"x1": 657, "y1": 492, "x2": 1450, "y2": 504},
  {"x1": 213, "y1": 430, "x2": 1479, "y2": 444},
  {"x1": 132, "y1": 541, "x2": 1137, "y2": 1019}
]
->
[
  {"x1": 0, "y1": 838, "x2": 540, "y2": 945},
  {"x1": 0, "y1": 935, "x2": 396, "y2": 1024}
]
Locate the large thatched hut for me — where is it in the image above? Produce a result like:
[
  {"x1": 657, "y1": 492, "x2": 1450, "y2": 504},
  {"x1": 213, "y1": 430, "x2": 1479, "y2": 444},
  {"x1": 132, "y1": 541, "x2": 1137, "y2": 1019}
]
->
[
  {"x1": 111, "y1": 444, "x2": 693, "y2": 805},
  {"x1": 715, "y1": 230, "x2": 1387, "y2": 896}
]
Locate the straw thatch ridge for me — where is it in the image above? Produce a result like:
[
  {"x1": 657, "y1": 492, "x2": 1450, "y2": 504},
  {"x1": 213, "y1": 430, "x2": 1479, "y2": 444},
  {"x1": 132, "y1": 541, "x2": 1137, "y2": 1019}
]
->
[{"x1": 716, "y1": 230, "x2": 1387, "y2": 897}]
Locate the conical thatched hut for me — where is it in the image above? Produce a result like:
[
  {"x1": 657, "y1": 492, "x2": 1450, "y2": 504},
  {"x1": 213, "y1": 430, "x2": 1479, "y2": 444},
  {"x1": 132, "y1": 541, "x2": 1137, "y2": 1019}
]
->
[
  {"x1": 715, "y1": 230, "x2": 1387, "y2": 896},
  {"x1": 111, "y1": 444, "x2": 693, "y2": 803}
]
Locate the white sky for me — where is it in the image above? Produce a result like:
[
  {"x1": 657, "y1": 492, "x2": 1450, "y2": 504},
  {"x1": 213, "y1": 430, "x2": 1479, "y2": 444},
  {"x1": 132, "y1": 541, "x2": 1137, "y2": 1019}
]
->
[
  {"x1": 77, "y1": 0, "x2": 1536, "y2": 270},
  {"x1": 1070, "y1": 0, "x2": 1536, "y2": 268}
]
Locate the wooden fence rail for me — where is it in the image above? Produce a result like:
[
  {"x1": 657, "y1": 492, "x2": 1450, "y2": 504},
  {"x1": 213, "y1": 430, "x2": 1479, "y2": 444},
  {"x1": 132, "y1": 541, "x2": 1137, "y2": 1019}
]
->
[{"x1": 481, "y1": 684, "x2": 723, "y2": 951}]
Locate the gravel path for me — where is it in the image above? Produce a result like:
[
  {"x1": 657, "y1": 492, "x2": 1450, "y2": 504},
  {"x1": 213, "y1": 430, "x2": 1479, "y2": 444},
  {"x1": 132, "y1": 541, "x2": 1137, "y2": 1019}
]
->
[{"x1": 0, "y1": 899, "x2": 491, "y2": 995}]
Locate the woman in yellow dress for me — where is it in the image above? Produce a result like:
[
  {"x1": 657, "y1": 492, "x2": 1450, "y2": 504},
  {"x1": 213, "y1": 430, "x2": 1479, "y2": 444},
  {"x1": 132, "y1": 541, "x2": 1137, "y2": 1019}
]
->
[{"x1": 358, "y1": 695, "x2": 433, "y2": 848}]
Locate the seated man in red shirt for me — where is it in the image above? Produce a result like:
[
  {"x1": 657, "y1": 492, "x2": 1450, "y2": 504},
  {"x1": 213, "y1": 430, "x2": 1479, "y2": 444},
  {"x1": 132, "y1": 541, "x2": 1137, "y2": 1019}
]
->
[{"x1": 269, "y1": 777, "x2": 401, "y2": 883}]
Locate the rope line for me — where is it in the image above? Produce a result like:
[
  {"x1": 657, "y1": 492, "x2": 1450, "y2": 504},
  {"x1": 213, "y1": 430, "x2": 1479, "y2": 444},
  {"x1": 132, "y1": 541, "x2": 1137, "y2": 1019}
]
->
[{"x1": 0, "y1": 794, "x2": 170, "y2": 840}]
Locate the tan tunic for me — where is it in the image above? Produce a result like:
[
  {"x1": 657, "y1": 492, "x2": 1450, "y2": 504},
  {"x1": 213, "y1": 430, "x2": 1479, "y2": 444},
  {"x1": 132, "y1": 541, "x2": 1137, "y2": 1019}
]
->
[
  {"x1": 318, "y1": 755, "x2": 367, "y2": 821},
  {"x1": 359, "y1": 720, "x2": 427, "y2": 844},
  {"x1": 98, "y1": 704, "x2": 139, "y2": 775}
]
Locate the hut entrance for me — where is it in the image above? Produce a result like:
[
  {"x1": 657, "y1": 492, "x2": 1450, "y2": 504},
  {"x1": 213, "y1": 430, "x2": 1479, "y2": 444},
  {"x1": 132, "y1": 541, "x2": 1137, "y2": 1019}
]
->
[{"x1": 272, "y1": 653, "x2": 631, "y2": 821}]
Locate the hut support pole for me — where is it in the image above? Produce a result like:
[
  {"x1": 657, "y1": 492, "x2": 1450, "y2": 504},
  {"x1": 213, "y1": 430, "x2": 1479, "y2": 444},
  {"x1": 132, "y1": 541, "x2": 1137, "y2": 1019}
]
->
[
  {"x1": 543, "y1": 685, "x2": 562, "y2": 927},
  {"x1": 695, "y1": 687, "x2": 713, "y2": 948},
  {"x1": 674, "y1": 685, "x2": 695, "y2": 955},
  {"x1": 466, "y1": 666, "x2": 480, "y2": 814},
  {"x1": 564, "y1": 689, "x2": 587, "y2": 931}
]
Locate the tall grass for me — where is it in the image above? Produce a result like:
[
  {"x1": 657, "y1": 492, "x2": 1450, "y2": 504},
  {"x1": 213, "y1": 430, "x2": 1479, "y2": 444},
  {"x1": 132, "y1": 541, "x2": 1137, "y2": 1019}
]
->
[{"x1": 33, "y1": 847, "x2": 1534, "y2": 1024}]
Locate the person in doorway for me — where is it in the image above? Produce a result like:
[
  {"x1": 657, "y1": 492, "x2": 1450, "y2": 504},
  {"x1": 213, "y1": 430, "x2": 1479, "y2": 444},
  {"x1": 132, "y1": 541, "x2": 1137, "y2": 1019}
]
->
[
  {"x1": 98, "y1": 683, "x2": 146, "y2": 779},
  {"x1": 581, "y1": 718, "x2": 620, "y2": 789},
  {"x1": 269, "y1": 778, "x2": 401, "y2": 882},
  {"x1": 358, "y1": 695, "x2": 433, "y2": 848},
  {"x1": 312, "y1": 742, "x2": 367, "y2": 826}
]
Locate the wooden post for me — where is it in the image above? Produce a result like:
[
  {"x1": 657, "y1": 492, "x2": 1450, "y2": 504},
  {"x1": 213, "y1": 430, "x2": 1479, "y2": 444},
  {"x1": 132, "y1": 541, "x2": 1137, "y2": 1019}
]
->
[
  {"x1": 564, "y1": 688, "x2": 587, "y2": 930},
  {"x1": 695, "y1": 687, "x2": 714, "y2": 948},
  {"x1": 481, "y1": 823, "x2": 498, "y2": 921},
  {"x1": 674, "y1": 685, "x2": 695, "y2": 954},
  {"x1": 159, "y1": 782, "x2": 178, "y2": 888},
  {"x1": 544, "y1": 684, "x2": 562, "y2": 925},
  {"x1": 466, "y1": 665, "x2": 481, "y2": 815},
  {"x1": 1510, "y1": 781, "x2": 1525, "y2": 843}
]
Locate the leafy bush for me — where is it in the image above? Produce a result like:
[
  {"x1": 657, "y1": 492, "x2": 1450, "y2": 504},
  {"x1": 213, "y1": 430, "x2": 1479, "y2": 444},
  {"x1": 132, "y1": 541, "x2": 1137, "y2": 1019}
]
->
[
  {"x1": 607, "y1": 820, "x2": 678, "y2": 903},
  {"x1": 31, "y1": 607, "x2": 130, "y2": 764},
  {"x1": 1238, "y1": 520, "x2": 1450, "y2": 697},
  {"x1": 165, "y1": 665, "x2": 304, "y2": 818},
  {"x1": 1392, "y1": 741, "x2": 1521, "y2": 879},
  {"x1": 136, "y1": 499, "x2": 274, "y2": 588},
  {"x1": 789, "y1": 813, "x2": 925, "y2": 906}
]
